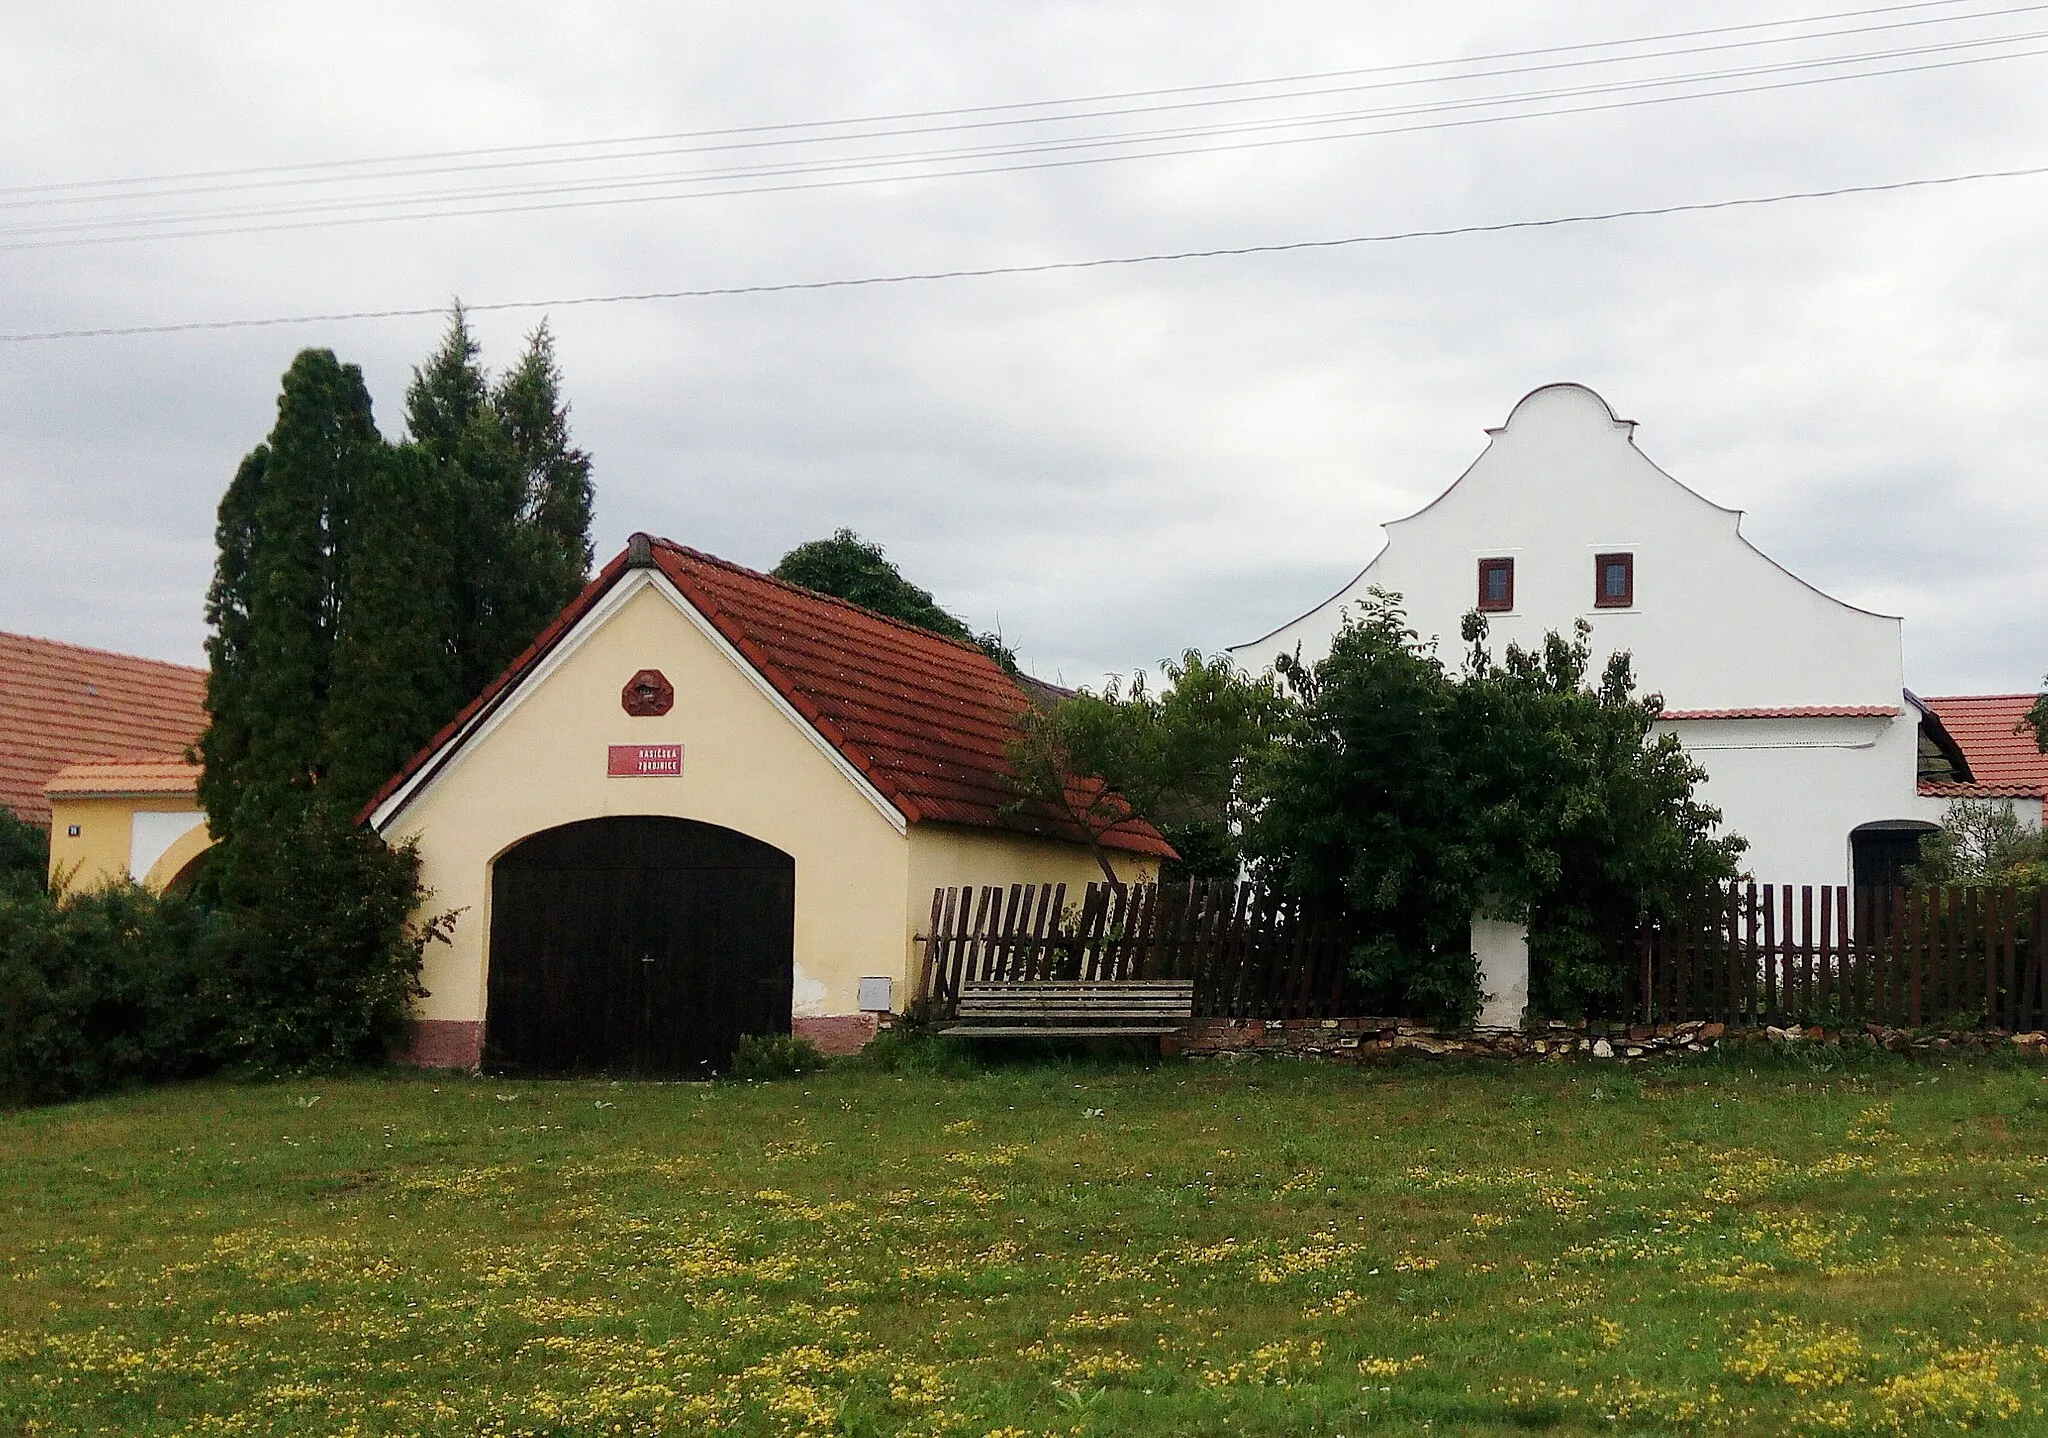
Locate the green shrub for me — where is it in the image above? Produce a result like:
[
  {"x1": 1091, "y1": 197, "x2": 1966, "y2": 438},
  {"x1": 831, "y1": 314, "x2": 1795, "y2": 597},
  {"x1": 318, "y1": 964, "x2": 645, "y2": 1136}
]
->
[
  {"x1": 1, "y1": 810, "x2": 450, "y2": 1105},
  {"x1": 203, "y1": 807, "x2": 441, "y2": 1073},
  {"x1": 728, "y1": 1033, "x2": 825, "y2": 1080},
  {"x1": 0, "y1": 882, "x2": 223, "y2": 1105},
  {"x1": 0, "y1": 809, "x2": 48, "y2": 895}
]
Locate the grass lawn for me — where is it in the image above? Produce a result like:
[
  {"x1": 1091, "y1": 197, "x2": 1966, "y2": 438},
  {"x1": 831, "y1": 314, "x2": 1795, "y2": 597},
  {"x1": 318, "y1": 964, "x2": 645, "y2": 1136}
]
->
[{"x1": 4, "y1": 1044, "x2": 2047, "y2": 1436}]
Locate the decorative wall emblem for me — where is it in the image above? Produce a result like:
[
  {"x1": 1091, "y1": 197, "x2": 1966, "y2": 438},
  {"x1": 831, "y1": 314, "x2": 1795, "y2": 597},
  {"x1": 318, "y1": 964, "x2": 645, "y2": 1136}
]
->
[{"x1": 621, "y1": 668, "x2": 675, "y2": 716}]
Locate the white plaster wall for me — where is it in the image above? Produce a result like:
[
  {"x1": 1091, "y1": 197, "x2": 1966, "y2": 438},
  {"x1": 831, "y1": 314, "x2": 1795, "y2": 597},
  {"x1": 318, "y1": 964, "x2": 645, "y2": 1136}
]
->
[
  {"x1": 1470, "y1": 918, "x2": 1530, "y2": 1031},
  {"x1": 128, "y1": 810, "x2": 206, "y2": 882},
  {"x1": 1230, "y1": 384, "x2": 1903, "y2": 712},
  {"x1": 1229, "y1": 384, "x2": 1921, "y2": 885},
  {"x1": 1660, "y1": 713, "x2": 1925, "y2": 885}
]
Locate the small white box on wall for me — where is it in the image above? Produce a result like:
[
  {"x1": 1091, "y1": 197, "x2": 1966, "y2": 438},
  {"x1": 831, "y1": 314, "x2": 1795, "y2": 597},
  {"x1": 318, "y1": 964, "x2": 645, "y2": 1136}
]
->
[{"x1": 857, "y1": 976, "x2": 893, "y2": 1012}]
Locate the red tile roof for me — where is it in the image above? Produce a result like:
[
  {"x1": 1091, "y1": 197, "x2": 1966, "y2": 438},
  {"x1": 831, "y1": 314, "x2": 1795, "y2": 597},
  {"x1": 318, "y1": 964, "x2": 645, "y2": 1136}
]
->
[
  {"x1": 0, "y1": 631, "x2": 207, "y2": 827},
  {"x1": 45, "y1": 759, "x2": 201, "y2": 798},
  {"x1": 1917, "y1": 779, "x2": 2048, "y2": 800},
  {"x1": 1919, "y1": 694, "x2": 2048, "y2": 789},
  {"x1": 365, "y1": 537, "x2": 1174, "y2": 859},
  {"x1": 1657, "y1": 705, "x2": 1900, "y2": 721}
]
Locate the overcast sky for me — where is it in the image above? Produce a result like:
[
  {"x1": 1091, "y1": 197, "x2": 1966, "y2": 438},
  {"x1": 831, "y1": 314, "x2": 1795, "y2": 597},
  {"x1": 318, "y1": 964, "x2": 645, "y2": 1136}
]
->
[{"x1": 3, "y1": 1, "x2": 2045, "y2": 696}]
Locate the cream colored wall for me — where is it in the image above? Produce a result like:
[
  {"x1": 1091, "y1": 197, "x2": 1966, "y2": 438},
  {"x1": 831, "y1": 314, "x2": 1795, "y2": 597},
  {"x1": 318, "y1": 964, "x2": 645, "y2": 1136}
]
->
[
  {"x1": 903, "y1": 823, "x2": 1160, "y2": 997},
  {"x1": 380, "y1": 579, "x2": 912, "y2": 1026},
  {"x1": 45, "y1": 796, "x2": 137, "y2": 892}
]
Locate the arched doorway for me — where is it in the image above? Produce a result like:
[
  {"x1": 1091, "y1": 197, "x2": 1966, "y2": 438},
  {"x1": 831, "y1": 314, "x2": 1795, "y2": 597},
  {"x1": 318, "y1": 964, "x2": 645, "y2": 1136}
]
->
[
  {"x1": 1850, "y1": 820, "x2": 1938, "y2": 891},
  {"x1": 485, "y1": 816, "x2": 794, "y2": 1077}
]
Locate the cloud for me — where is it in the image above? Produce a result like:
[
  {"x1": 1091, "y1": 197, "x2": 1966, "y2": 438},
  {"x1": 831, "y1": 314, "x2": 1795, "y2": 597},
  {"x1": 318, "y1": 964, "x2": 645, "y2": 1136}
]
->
[{"x1": 2, "y1": 0, "x2": 2044, "y2": 697}]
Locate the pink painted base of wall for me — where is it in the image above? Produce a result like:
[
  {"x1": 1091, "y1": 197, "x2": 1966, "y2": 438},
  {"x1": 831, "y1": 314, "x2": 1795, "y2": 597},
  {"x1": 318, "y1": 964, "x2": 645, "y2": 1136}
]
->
[
  {"x1": 395, "y1": 1015, "x2": 882, "y2": 1070},
  {"x1": 397, "y1": 1019, "x2": 484, "y2": 1071},
  {"x1": 795, "y1": 1013, "x2": 880, "y2": 1056}
]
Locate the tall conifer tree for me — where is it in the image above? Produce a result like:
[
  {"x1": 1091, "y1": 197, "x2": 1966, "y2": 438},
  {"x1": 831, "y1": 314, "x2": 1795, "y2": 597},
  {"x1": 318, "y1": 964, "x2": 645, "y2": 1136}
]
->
[
  {"x1": 204, "y1": 314, "x2": 595, "y2": 832},
  {"x1": 201, "y1": 349, "x2": 383, "y2": 837},
  {"x1": 401, "y1": 309, "x2": 594, "y2": 707}
]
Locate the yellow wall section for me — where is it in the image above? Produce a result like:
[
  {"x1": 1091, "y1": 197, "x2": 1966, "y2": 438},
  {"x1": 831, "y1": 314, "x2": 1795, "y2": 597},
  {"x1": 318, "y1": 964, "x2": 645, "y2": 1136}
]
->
[
  {"x1": 45, "y1": 796, "x2": 139, "y2": 892},
  {"x1": 384, "y1": 579, "x2": 913, "y2": 1025},
  {"x1": 46, "y1": 797, "x2": 209, "y2": 894},
  {"x1": 905, "y1": 822, "x2": 1158, "y2": 959}
]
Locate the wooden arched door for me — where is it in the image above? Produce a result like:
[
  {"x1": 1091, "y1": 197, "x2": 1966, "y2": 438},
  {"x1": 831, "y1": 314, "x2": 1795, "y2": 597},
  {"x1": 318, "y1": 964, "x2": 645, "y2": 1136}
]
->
[{"x1": 485, "y1": 816, "x2": 794, "y2": 1076}]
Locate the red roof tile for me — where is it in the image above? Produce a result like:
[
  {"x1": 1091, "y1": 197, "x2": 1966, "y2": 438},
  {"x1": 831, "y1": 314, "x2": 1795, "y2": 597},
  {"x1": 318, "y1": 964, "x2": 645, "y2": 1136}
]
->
[
  {"x1": 1919, "y1": 694, "x2": 2048, "y2": 789},
  {"x1": 0, "y1": 631, "x2": 207, "y2": 827},
  {"x1": 365, "y1": 537, "x2": 1175, "y2": 859},
  {"x1": 1917, "y1": 779, "x2": 2048, "y2": 800}
]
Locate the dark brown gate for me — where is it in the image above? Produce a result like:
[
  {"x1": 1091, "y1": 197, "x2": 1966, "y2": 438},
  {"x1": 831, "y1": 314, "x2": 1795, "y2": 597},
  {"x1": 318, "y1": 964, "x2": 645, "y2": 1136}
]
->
[{"x1": 485, "y1": 816, "x2": 794, "y2": 1077}]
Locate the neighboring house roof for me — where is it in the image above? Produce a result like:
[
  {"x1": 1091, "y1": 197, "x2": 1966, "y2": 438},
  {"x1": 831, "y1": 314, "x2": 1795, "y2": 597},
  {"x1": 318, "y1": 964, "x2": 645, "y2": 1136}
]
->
[
  {"x1": 44, "y1": 758, "x2": 201, "y2": 799},
  {"x1": 1917, "y1": 779, "x2": 2048, "y2": 801},
  {"x1": 365, "y1": 535, "x2": 1175, "y2": 859},
  {"x1": 1918, "y1": 694, "x2": 2048, "y2": 788},
  {"x1": 0, "y1": 631, "x2": 207, "y2": 827}
]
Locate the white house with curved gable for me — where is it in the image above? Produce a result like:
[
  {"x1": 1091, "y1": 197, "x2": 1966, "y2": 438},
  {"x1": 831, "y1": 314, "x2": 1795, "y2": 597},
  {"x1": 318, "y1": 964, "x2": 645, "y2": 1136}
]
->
[{"x1": 1229, "y1": 382, "x2": 1993, "y2": 887}]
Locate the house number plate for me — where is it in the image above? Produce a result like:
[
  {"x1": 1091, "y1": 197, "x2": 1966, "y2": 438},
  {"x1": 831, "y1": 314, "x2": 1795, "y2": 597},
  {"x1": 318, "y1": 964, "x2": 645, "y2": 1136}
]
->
[{"x1": 607, "y1": 743, "x2": 683, "y2": 777}]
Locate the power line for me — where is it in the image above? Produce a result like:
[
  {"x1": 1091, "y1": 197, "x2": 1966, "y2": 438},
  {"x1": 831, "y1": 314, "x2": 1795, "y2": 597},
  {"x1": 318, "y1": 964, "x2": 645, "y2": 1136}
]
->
[
  {"x1": 8, "y1": 0, "x2": 2041, "y2": 209},
  {"x1": 6, "y1": 161, "x2": 2042, "y2": 343},
  {"x1": 6, "y1": 39, "x2": 2044, "y2": 250}
]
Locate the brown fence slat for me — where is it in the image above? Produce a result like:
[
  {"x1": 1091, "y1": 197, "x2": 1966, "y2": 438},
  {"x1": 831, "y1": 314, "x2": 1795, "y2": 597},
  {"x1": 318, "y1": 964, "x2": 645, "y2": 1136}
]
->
[
  {"x1": 2025, "y1": 890, "x2": 2048, "y2": 1031},
  {"x1": 1999, "y1": 884, "x2": 2019, "y2": 1030}
]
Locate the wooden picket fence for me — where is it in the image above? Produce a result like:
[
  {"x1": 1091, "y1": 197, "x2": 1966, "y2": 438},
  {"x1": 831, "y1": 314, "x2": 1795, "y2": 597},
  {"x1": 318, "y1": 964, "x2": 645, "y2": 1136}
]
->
[
  {"x1": 1628, "y1": 883, "x2": 2048, "y2": 1031},
  {"x1": 916, "y1": 879, "x2": 1354, "y2": 1020},
  {"x1": 919, "y1": 879, "x2": 2048, "y2": 1035}
]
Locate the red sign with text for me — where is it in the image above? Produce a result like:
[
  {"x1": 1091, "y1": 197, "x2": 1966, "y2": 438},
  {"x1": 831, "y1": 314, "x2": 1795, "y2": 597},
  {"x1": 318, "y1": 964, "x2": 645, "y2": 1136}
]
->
[{"x1": 607, "y1": 743, "x2": 683, "y2": 777}]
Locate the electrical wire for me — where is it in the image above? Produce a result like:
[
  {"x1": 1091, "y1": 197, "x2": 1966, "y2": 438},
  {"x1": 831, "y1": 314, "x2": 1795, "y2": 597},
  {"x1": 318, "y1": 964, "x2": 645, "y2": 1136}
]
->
[
  {"x1": 5, "y1": 161, "x2": 2041, "y2": 343},
  {"x1": 7, "y1": 0, "x2": 2043, "y2": 209},
  {"x1": 5, "y1": 37, "x2": 2044, "y2": 250},
  {"x1": 0, "y1": 0, "x2": 2016, "y2": 199}
]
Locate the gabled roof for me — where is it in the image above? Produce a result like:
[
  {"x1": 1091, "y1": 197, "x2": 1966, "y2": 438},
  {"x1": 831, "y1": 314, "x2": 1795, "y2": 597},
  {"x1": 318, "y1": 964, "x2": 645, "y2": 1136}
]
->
[
  {"x1": 364, "y1": 535, "x2": 1174, "y2": 859},
  {"x1": 45, "y1": 759, "x2": 201, "y2": 799},
  {"x1": 0, "y1": 631, "x2": 207, "y2": 826},
  {"x1": 1919, "y1": 694, "x2": 2048, "y2": 792}
]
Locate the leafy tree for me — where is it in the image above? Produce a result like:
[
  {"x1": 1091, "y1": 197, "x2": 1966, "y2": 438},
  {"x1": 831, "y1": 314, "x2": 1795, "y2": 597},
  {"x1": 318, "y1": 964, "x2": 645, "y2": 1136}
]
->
[
  {"x1": 1249, "y1": 594, "x2": 1480, "y2": 1021},
  {"x1": 1246, "y1": 592, "x2": 1742, "y2": 1024},
  {"x1": 0, "y1": 810, "x2": 48, "y2": 894},
  {"x1": 774, "y1": 529, "x2": 1016, "y2": 672},
  {"x1": 1451, "y1": 616, "x2": 1744, "y2": 1017},
  {"x1": 1005, "y1": 652, "x2": 1287, "y2": 882},
  {"x1": 1906, "y1": 797, "x2": 2048, "y2": 887}
]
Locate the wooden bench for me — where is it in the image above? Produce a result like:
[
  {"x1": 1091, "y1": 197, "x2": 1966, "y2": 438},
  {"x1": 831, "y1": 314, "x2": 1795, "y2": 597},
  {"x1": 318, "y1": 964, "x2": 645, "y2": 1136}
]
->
[{"x1": 939, "y1": 980, "x2": 1195, "y2": 1038}]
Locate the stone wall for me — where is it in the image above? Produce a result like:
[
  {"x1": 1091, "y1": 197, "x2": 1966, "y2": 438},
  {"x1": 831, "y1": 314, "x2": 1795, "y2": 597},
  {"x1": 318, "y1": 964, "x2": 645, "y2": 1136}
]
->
[{"x1": 1169, "y1": 1016, "x2": 2048, "y2": 1064}]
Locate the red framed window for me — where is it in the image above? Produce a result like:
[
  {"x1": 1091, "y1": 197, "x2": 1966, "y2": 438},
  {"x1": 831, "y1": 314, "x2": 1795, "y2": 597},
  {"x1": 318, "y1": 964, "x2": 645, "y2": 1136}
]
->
[
  {"x1": 1477, "y1": 557, "x2": 1514, "y2": 612},
  {"x1": 1594, "y1": 552, "x2": 1634, "y2": 608}
]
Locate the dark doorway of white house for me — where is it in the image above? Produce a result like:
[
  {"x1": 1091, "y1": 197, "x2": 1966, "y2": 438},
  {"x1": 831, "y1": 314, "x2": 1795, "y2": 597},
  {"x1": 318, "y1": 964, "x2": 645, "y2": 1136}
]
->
[{"x1": 485, "y1": 816, "x2": 794, "y2": 1076}]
